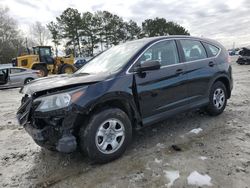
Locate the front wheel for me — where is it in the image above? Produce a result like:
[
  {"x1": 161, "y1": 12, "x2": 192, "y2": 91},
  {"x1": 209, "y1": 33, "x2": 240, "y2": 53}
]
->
[
  {"x1": 79, "y1": 108, "x2": 132, "y2": 163},
  {"x1": 206, "y1": 81, "x2": 227, "y2": 116}
]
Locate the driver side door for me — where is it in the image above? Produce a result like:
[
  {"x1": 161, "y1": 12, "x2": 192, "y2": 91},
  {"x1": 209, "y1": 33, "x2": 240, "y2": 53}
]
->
[{"x1": 133, "y1": 40, "x2": 189, "y2": 125}]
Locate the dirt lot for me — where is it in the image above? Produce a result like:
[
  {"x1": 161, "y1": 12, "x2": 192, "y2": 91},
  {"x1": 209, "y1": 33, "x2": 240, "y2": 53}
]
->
[{"x1": 0, "y1": 58, "x2": 250, "y2": 188}]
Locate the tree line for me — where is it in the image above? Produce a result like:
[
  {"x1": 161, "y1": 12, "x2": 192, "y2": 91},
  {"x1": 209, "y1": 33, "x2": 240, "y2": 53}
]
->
[
  {"x1": 48, "y1": 8, "x2": 190, "y2": 57},
  {"x1": 0, "y1": 7, "x2": 190, "y2": 64}
]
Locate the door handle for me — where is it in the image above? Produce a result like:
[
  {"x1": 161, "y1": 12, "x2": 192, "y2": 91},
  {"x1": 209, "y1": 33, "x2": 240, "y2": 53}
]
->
[
  {"x1": 209, "y1": 61, "x2": 215, "y2": 67},
  {"x1": 176, "y1": 69, "x2": 183, "y2": 75}
]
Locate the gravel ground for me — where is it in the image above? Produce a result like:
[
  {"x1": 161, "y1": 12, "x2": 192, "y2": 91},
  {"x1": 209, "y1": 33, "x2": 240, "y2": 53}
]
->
[{"x1": 0, "y1": 57, "x2": 250, "y2": 188}]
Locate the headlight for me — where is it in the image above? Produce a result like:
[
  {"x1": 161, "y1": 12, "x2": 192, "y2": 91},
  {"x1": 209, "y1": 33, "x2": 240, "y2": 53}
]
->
[{"x1": 34, "y1": 89, "x2": 85, "y2": 112}]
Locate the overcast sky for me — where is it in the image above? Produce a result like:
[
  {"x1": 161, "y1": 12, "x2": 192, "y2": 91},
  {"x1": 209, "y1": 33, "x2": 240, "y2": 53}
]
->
[{"x1": 1, "y1": 0, "x2": 250, "y2": 48}]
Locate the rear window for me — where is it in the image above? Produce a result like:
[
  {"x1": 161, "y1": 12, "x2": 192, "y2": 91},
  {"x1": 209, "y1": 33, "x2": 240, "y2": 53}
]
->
[
  {"x1": 203, "y1": 43, "x2": 220, "y2": 57},
  {"x1": 180, "y1": 40, "x2": 207, "y2": 62}
]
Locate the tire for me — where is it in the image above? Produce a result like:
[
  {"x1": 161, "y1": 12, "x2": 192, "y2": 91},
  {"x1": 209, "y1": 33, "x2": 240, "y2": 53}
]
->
[
  {"x1": 206, "y1": 81, "x2": 227, "y2": 116},
  {"x1": 33, "y1": 65, "x2": 48, "y2": 77},
  {"x1": 24, "y1": 78, "x2": 33, "y2": 84},
  {"x1": 60, "y1": 64, "x2": 75, "y2": 74},
  {"x1": 79, "y1": 108, "x2": 132, "y2": 163}
]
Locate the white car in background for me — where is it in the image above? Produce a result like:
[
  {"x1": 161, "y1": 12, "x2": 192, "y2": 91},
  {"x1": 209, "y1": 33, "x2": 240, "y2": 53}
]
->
[{"x1": 0, "y1": 67, "x2": 40, "y2": 89}]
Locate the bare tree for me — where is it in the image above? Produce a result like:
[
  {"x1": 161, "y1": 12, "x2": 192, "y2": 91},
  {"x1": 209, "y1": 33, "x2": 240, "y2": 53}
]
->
[
  {"x1": 30, "y1": 21, "x2": 50, "y2": 46},
  {"x1": 0, "y1": 6, "x2": 25, "y2": 64}
]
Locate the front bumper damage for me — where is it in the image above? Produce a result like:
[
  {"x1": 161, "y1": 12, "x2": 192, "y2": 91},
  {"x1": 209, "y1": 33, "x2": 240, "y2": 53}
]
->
[
  {"x1": 24, "y1": 123, "x2": 77, "y2": 153},
  {"x1": 17, "y1": 95, "x2": 81, "y2": 153}
]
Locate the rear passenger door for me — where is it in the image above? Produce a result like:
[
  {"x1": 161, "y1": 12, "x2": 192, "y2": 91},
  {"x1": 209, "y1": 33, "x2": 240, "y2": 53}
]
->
[{"x1": 178, "y1": 39, "x2": 219, "y2": 104}]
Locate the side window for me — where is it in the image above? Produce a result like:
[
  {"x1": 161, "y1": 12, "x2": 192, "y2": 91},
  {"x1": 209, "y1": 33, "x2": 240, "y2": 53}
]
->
[
  {"x1": 10, "y1": 68, "x2": 25, "y2": 74},
  {"x1": 203, "y1": 43, "x2": 220, "y2": 57},
  {"x1": 40, "y1": 48, "x2": 51, "y2": 56},
  {"x1": 180, "y1": 40, "x2": 207, "y2": 61},
  {"x1": 21, "y1": 59, "x2": 28, "y2": 66},
  {"x1": 137, "y1": 40, "x2": 179, "y2": 67}
]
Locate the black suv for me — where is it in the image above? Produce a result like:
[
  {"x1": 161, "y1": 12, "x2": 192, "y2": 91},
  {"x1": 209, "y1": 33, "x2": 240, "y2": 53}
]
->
[{"x1": 17, "y1": 36, "x2": 233, "y2": 163}]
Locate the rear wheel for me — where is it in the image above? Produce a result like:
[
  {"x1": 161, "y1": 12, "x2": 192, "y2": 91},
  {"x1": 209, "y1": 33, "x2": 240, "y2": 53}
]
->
[
  {"x1": 79, "y1": 108, "x2": 132, "y2": 163},
  {"x1": 60, "y1": 64, "x2": 75, "y2": 74},
  {"x1": 206, "y1": 81, "x2": 227, "y2": 116},
  {"x1": 33, "y1": 65, "x2": 48, "y2": 77}
]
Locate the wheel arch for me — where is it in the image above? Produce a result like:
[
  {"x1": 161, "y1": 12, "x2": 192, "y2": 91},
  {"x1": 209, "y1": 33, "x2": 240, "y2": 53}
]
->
[
  {"x1": 211, "y1": 75, "x2": 231, "y2": 99},
  {"x1": 75, "y1": 94, "x2": 142, "y2": 131},
  {"x1": 90, "y1": 96, "x2": 141, "y2": 128}
]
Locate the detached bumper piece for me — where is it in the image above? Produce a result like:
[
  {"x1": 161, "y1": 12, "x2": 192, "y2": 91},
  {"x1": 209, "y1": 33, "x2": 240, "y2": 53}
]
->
[
  {"x1": 24, "y1": 123, "x2": 77, "y2": 153},
  {"x1": 56, "y1": 135, "x2": 77, "y2": 153}
]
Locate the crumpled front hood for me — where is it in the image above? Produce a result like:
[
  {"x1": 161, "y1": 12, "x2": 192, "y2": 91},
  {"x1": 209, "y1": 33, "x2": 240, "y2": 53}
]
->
[{"x1": 21, "y1": 73, "x2": 110, "y2": 95}]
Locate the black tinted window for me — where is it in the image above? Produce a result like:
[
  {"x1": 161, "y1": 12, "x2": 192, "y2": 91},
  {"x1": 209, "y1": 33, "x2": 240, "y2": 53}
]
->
[
  {"x1": 137, "y1": 40, "x2": 179, "y2": 66},
  {"x1": 180, "y1": 40, "x2": 207, "y2": 61}
]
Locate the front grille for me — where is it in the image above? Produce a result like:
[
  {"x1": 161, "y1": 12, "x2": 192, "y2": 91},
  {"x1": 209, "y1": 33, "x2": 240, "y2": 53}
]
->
[
  {"x1": 33, "y1": 118, "x2": 47, "y2": 129},
  {"x1": 17, "y1": 96, "x2": 32, "y2": 126}
]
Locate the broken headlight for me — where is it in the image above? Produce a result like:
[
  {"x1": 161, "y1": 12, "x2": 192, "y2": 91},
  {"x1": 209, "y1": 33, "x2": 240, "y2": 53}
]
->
[
  {"x1": 35, "y1": 93, "x2": 71, "y2": 112},
  {"x1": 34, "y1": 88, "x2": 86, "y2": 112}
]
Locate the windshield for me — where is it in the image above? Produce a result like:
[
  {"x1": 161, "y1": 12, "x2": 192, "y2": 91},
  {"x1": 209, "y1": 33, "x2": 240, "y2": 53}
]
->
[{"x1": 77, "y1": 40, "x2": 148, "y2": 74}]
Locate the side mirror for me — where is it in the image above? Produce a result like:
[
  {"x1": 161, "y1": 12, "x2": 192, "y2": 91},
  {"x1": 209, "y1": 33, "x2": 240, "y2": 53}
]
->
[{"x1": 136, "y1": 60, "x2": 161, "y2": 72}]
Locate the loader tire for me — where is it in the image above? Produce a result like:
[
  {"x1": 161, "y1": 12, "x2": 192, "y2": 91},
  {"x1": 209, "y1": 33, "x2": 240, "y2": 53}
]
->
[
  {"x1": 34, "y1": 65, "x2": 48, "y2": 77},
  {"x1": 60, "y1": 64, "x2": 75, "y2": 74}
]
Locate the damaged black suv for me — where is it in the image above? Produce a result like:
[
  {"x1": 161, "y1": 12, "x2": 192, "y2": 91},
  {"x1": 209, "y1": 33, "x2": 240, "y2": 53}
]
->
[{"x1": 17, "y1": 36, "x2": 233, "y2": 163}]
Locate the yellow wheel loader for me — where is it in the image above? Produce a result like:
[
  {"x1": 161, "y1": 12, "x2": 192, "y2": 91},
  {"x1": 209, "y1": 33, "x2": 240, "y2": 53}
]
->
[{"x1": 12, "y1": 46, "x2": 76, "y2": 77}]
